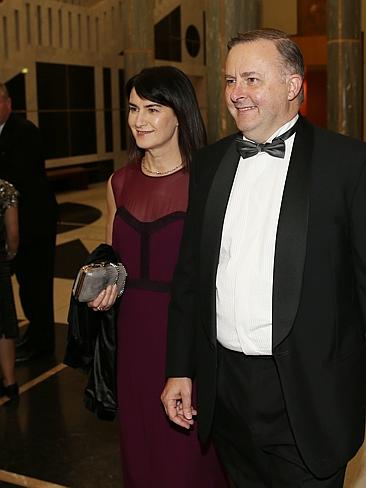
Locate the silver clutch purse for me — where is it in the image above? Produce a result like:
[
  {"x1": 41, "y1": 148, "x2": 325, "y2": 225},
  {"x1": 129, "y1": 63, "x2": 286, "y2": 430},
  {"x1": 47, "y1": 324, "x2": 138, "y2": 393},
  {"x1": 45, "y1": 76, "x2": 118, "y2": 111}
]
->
[{"x1": 72, "y1": 262, "x2": 127, "y2": 302}]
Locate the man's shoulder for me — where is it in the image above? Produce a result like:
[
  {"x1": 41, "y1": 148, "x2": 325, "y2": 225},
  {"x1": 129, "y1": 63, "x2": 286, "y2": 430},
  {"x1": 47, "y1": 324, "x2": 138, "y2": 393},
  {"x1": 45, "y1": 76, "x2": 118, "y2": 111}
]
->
[
  {"x1": 309, "y1": 120, "x2": 366, "y2": 153},
  {"x1": 6, "y1": 113, "x2": 39, "y2": 133},
  {"x1": 301, "y1": 119, "x2": 366, "y2": 184},
  {"x1": 195, "y1": 133, "x2": 238, "y2": 159}
]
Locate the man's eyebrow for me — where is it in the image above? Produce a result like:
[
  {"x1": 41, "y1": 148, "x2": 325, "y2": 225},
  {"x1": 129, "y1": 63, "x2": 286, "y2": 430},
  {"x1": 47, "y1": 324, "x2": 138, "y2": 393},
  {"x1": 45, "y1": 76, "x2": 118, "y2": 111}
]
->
[
  {"x1": 240, "y1": 71, "x2": 260, "y2": 77},
  {"x1": 224, "y1": 71, "x2": 260, "y2": 78}
]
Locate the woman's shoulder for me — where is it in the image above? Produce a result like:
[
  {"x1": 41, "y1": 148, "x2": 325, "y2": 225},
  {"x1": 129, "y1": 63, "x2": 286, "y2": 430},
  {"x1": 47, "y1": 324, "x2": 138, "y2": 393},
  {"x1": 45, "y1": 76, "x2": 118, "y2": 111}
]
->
[
  {"x1": 110, "y1": 162, "x2": 140, "y2": 197},
  {"x1": 0, "y1": 179, "x2": 18, "y2": 196},
  {"x1": 112, "y1": 162, "x2": 139, "y2": 180}
]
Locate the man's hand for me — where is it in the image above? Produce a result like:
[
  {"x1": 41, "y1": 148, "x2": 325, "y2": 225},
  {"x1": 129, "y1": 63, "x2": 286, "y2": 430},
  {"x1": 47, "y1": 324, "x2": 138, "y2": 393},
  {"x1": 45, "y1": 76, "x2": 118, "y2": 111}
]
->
[{"x1": 161, "y1": 377, "x2": 197, "y2": 429}]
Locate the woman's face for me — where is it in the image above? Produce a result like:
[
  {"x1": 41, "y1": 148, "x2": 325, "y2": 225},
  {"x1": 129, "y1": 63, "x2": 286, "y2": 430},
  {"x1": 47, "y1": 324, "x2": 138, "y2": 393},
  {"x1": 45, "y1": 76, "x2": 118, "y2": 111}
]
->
[{"x1": 128, "y1": 88, "x2": 179, "y2": 152}]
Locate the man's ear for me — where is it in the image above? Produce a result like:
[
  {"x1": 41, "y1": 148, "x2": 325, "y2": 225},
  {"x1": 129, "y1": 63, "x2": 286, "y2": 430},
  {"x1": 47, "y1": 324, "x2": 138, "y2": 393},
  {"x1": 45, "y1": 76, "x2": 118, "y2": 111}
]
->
[{"x1": 287, "y1": 74, "x2": 303, "y2": 101}]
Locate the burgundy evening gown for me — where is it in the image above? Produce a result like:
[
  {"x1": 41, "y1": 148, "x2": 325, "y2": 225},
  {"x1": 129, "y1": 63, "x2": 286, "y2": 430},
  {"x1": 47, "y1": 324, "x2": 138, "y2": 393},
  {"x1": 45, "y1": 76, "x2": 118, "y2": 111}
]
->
[{"x1": 111, "y1": 163, "x2": 227, "y2": 488}]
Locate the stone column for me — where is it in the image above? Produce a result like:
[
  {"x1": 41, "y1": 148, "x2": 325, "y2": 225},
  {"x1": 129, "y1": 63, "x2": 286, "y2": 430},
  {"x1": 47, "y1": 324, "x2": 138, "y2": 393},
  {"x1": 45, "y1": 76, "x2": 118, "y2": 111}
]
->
[
  {"x1": 123, "y1": 0, "x2": 154, "y2": 85},
  {"x1": 121, "y1": 0, "x2": 154, "y2": 167},
  {"x1": 327, "y1": 0, "x2": 362, "y2": 138},
  {"x1": 206, "y1": 0, "x2": 261, "y2": 142}
]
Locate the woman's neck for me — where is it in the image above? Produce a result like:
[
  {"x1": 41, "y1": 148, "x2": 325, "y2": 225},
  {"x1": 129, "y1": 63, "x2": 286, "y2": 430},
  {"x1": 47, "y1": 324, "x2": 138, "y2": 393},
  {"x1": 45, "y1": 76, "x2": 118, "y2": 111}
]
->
[{"x1": 142, "y1": 148, "x2": 183, "y2": 174}]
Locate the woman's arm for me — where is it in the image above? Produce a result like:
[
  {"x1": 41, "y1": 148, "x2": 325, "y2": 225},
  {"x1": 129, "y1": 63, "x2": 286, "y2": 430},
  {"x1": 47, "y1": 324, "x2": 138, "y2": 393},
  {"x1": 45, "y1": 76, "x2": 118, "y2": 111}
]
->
[
  {"x1": 4, "y1": 206, "x2": 19, "y2": 258},
  {"x1": 105, "y1": 175, "x2": 116, "y2": 245},
  {"x1": 88, "y1": 175, "x2": 118, "y2": 311}
]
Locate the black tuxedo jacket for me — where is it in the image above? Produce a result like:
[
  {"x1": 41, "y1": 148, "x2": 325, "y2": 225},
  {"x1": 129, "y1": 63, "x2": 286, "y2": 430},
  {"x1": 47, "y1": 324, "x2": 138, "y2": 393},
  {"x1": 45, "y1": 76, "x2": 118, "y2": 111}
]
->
[
  {"x1": 0, "y1": 113, "x2": 57, "y2": 241},
  {"x1": 166, "y1": 116, "x2": 366, "y2": 478}
]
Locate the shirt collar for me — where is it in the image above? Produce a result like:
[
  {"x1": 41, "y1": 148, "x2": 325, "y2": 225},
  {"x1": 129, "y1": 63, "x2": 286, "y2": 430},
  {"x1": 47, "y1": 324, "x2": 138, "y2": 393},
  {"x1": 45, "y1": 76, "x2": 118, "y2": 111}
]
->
[{"x1": 242, "y1": 114, "x2": 299, "y2": 143}]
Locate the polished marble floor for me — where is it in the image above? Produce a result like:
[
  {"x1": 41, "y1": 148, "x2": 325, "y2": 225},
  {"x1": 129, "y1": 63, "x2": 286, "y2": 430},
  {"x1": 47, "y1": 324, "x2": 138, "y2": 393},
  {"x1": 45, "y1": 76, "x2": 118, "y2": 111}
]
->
[
  {"x1": 1, "y1": 182, "x2": 366, "y2": 487},
  {"x1": 1, "y1": 183, "x2": 123, "y2": 488}
]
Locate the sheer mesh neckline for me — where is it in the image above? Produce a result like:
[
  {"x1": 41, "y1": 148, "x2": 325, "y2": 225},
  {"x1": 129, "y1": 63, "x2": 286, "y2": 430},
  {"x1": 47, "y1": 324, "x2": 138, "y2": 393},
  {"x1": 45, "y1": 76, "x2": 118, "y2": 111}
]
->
[{"x1": 111, "y1": 163, "x2": 189, "y2": 223}]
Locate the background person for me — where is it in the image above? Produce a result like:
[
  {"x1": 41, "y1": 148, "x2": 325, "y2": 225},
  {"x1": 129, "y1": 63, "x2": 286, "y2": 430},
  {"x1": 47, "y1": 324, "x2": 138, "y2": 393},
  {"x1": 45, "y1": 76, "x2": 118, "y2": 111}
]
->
[
  {"x1": 0, "y1": 179, "x2": 19, "y2": 399},
  {"x1": 89, "y1": 66, "x2": 227, "y2": 487},
  {"x1": 161, "y1": 29, "x2": 366, "y2": 488},
  {"x1": 0, "y1": 83, "x2": 58, "y2": 362}
]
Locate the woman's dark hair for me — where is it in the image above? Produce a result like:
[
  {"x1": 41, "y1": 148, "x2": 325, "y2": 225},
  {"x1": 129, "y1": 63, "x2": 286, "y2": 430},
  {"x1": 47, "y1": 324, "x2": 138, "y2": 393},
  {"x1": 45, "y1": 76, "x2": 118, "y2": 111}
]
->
[{"x1": 126, "y1": 66, "x2": 207, "y2": 169}]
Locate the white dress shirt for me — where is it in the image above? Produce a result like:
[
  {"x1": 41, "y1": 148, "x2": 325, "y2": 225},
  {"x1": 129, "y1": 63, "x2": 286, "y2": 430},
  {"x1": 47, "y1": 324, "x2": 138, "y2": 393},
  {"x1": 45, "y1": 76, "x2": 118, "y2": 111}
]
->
[
  {"x1": 0, "y1": 122, "x2": 5, "y2": 136},
  {"x1": 216, "y1": 115, "x2": 298, "y2": 355}
]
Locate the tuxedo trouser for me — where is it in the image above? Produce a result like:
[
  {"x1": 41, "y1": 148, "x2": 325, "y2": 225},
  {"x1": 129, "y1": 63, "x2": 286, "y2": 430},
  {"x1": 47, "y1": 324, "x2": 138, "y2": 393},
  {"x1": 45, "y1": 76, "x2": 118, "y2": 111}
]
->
[{"x1": 212, "y1": 344, "x2": 346, "y2": 488}]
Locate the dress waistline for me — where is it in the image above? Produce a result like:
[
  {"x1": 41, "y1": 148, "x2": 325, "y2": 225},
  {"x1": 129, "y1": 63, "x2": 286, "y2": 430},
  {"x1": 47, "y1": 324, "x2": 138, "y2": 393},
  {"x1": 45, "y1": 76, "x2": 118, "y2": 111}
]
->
[{"x1": 126, "y1": 278, "x2": 171, "y2": 293}]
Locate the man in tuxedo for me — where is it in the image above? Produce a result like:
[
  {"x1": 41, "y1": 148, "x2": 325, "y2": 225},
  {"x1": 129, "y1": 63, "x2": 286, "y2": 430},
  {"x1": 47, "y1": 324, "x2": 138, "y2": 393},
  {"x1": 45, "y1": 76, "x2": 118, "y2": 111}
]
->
[
  {"x1": 0, "y1": 83, "x2": 58, "y2": 362},
  {"x1": 161, "y1": 29, "x2": 366, "y2": 487}
]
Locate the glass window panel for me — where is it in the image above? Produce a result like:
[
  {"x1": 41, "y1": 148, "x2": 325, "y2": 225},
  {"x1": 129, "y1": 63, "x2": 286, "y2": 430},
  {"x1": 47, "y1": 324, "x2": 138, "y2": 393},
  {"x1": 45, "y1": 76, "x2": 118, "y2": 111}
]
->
[
  {"x1": 68, "y1": 65, "x2": 95, "y2": 110},
  {"x1": 36, "y1": 62, "x2": 67, "y2": 110},
  {"x1": 38, "y1": 111, "x2": 69, "y2": 158},
  {"x1": 69, "y1": 111, "x2": 97, "y2": 156}
]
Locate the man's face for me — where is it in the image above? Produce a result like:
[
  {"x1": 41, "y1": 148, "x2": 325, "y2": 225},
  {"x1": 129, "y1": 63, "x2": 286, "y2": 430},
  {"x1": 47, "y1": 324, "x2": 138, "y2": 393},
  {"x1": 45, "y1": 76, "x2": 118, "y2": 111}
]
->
[
  {"x1": 0, "y1": 91, "x2": 11, "y2": 125},
  {"x1": 225, "y1": 40, "x2": 300, "y2": 143}
]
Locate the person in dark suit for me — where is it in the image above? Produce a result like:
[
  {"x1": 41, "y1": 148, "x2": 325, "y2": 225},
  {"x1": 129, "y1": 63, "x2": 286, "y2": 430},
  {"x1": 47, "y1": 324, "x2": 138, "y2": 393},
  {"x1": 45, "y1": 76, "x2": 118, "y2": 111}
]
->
[
  {"x1": 161, "y1": 29, "x2": 366, "y2": 487},
  {"x1": 0, "y1": 83, "x2": 58, "y2": 362}
]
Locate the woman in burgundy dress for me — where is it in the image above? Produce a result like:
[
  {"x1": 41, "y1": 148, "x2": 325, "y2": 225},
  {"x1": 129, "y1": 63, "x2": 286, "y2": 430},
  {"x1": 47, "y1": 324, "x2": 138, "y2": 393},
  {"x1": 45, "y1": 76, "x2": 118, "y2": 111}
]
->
[{"x1": 90, "y1": 67, "x2": 228, "y2": 487}]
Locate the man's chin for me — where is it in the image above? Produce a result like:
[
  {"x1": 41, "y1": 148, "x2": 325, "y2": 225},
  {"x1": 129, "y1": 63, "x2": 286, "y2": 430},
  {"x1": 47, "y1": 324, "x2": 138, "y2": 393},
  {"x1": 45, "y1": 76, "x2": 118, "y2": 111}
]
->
[{"x1": 236, "y1": 123, "x2": 258, "y2": 138}]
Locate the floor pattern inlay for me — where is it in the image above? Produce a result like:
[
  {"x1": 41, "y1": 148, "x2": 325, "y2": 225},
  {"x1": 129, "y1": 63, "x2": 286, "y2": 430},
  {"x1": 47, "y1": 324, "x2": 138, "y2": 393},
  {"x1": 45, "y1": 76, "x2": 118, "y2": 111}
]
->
[{"x1": 0, "y1": 469, "x2": 70, "y2": 488}]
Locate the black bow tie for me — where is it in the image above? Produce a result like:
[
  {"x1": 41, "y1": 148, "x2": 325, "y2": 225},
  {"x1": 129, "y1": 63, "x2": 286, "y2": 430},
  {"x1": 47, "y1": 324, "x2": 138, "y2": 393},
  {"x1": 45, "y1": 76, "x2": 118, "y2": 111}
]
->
[{"x1": 236, "y1": 124, "x2": 297, "y2": 159}]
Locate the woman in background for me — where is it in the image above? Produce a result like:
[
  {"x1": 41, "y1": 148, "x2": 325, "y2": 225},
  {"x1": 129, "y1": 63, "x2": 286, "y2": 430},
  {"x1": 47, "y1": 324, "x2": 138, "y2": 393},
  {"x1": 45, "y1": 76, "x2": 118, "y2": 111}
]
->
[
  {"x1": 89, "y1": 66, "x2": 227, "y2": 487},
  {"x1": 0, "y1": 179, "x2": 19, "y2": 399}
]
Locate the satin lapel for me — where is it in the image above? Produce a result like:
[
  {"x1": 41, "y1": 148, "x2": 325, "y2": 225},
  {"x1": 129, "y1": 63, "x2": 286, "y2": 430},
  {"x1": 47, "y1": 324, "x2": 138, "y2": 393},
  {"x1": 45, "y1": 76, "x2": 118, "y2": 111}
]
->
[
  {"x1": 200, "y1": 137, "x2": 240, "y2": 345},
  {"x1": 272, "y1": 117, "x2": 314, "y2": 351}
]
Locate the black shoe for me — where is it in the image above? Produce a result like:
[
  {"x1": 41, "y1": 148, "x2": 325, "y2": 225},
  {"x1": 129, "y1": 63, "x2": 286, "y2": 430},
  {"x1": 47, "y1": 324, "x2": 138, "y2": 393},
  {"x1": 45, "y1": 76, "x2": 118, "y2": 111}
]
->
[
  {"x1": 15, "y1": 345, "x2": 54, "y2": 363},
  {"x1": 0, "y1": 379, "x2": 19, "y2": 399}
]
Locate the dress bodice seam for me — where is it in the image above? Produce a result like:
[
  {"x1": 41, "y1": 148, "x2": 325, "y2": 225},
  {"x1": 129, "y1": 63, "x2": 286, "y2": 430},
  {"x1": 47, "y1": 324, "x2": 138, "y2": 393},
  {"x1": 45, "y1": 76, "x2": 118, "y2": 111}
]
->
[{"x1": 115, "y1": 206, "x2": 186, "y2": 234}]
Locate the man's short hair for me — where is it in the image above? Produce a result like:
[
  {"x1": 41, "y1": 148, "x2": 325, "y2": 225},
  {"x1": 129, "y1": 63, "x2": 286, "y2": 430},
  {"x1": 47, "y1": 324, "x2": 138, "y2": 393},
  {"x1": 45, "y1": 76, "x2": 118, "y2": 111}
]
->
[
  {"x1": 228, "y1": 28, "x2": 304, "y2": 82},
  {"x1": 0, "y1": 83, "x2": 10, "y2": 100}
]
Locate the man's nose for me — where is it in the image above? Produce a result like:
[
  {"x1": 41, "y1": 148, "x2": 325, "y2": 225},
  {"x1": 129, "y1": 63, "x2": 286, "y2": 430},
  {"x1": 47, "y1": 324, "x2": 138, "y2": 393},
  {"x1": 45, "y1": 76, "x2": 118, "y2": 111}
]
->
[{"x1": 230, "y1": 82, "x2": 246, "y2": 102}]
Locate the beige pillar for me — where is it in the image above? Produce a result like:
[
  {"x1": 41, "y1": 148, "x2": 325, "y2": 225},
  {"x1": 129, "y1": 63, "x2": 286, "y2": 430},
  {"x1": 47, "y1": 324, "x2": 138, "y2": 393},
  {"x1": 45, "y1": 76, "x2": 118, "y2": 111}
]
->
[
  {"x1": 206, "y1": 0, "x2": 261, "y2": 142},
  {"x1": 123, "y1": 0, "x2": 154, "y2": 84},
  {"x1": 327, "y1": 0, "x2": 362, "y2": 138},
  {"x1": 122, "y1": 0, "x2": 154, "y2": 162}
]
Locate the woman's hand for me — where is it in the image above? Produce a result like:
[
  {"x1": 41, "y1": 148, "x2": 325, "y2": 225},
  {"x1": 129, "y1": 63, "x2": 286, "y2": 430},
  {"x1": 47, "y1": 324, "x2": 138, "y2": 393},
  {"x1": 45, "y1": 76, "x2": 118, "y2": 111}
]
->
[
  {"x1": 5, "y1": 243, "x2": 17, "y2": 260},
  {"x1": 87, "y1": 284, "x2": 119, "y2": 312}
]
